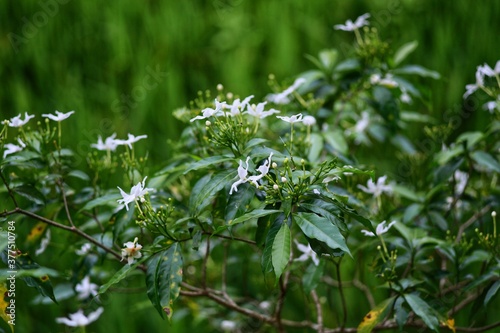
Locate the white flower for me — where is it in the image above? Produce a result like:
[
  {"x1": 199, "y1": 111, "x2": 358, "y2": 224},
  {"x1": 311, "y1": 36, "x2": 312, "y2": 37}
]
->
[
  {"x1": 370, "y1": 74, "x2": 381, "y2": 85},
  {"x1": 259, "y1": 301, "x2": 271, "y2": 310},
  {"x1": 117, "y1": 177, "x2": 155, "y2": 211},
  {"x1": 357, "y1": 175, "x2": 392, "y2": 197},
  {"x1": 354, "y1": 111, "x2": 370, "y2": 134},
  {"x1": 230, "y1": 157, "x2": 250, "y2": 195},
  {"x1": 302, "y1": 115, "x2": 316, "y2": 126},
  {"x1": 323, "y1": 175, "x2": 341, "y2": 183},
  {"x1": 313, "y1": 189, "x2": 321, "y2": 195},
  {"x1": 334, "y1": 13, "x2": 370, "y2": 31},
  {"x1": 221, "y1": 320, "x2": 237, "y2": 332},
  {"x1": 478, "y1": 61, "x2": 500, "y2": 77},
  {"x1": 226, "y1": 95, "x2": 254, "y2": 116},
  {"x1": 56, "y1": 308, "x2": 104, "y2": 327},
  {"x1": 361, "y1": 220, "x2": 396, "y2": 237},
  {"x1": 248, "y1": 152, "x2": 273, "y2": 186},
  {"x1": 379, "y1": 74, "x2": 398, "y2": 88},
  {"x1": 121, "y1": 237, "x2": 142, "y2": 265},
  {"x1": 91, "y1": 133, "x2": 120, "y2": 151},
  {"x1": 7, "y1": 112, "x2": 35, "y2": 127},
  {"x1": 294, "y1": 240, "x2": 319, "y2": 266},
  {"x1": 42, "y1": 110, "x2": 75, "y2": 122},
  {"x1": 483, "y1": 101, "x2": 498, "y2": 113},
  {"x1": 267, "y1": 77, "x2": 306, "y2": 104},
  {"x1": 463, "y1": 66, "x2": 486, "y2": 99},
  {"x1": 75, "y1": 276, "x2": 99, "y2": 300},
  {"x1": 245, "y1": 102, "x2": 280, "y2": 119},
  {"x1": 276, "y1": 113, "x2": 303, "y2": 123},
  {"x1": 75, "y1": 243, "x2": 92, "y2": 256},
  {"x1": 116, "y1": 133, "x2": 147, "y2": 149},
  {"x1": 3, "y1": 138, "x2": 26, "y2": 158},
  {"x1": 190, "y1": 99, "x2": 226, "y2": 122},
  {"x1": 451, "y1": 170, "x2": 468, "y2": 195},
  {"x1": 35, "y1": 229, "x2": 51, "y2": 256},
  {"x1": 400, "y1": 88, "x2": 412, "y2": 104}
]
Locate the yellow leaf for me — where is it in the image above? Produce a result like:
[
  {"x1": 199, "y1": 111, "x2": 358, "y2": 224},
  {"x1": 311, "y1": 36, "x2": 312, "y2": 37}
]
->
[
  {"x1": 358, "y1": 297, "x2": 395, "y2": 333},
  {"x1": 442, "y1": 317, "x2": 456, "y2": 333},
  {"x1": 0, "y1": 283, "x2": 15, "y2": 332},
  {"x1": 26, "y1": 222, "x2": 47, "y2": 243}
]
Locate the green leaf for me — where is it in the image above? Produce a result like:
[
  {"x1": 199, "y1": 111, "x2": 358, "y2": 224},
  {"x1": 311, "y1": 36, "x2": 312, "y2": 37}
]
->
[
  {"x1": 308, "y1": 133, "x2": 323, "y2": 163},
  {"x1": 272, "y1": 223, "x2": 291, "y2": 280},
  {"x1": 393, "y1": 65, "x2": 440, "y2": 79},
  {"x1": 403, "y1": 203, "x2": 423, "y2": 223},
  {"x1": 146, "y1": 244, "x2": 183, "y2": 320},
  {"x1": 224, "y1": 183, "x2": 256, "y2": 223},
  {"x1": 358, "y1": 297, "x2": 396, "y2": 333},
  {"x1": 12, "y1": 184, "x2": 45, "y2": 205},
  {"x1": 302, "y1": 260, "x2": 325, "y2": 294},
  {"x1": 471, "y1": 151, "x2": 500, "y2": 173},
  {"x1": 229, "y1": 209, "x2": 281, "y2": 226},
  {"x1": 183, "y1": 155, "x2": 233, "y2": 175},
  {"x1": 98, "y1": 257, "x2": 147, "y2": 294},
  {"x1": 295, "y1": 213, "x2": 350, "y2": 256},
  {"x1": 67, "y1": 170, "x2": 90, "y2": 181},
  {"x1": 78, "y1": 193, "x2": 121, "y2": 213},
  {"x1": 404, "y1": 294, "x2": 439, "y2": 331},
  {"x1": 318, "y1": 49, "x2": 338, "y2": 72},
  {"x1": 394, "y1": 41, "x2": 418, "y2": 66},
  {"x1": 300, "y1": 200, "x2": 346, "y2": 231},
  {"x1": 261, "y1": 214, "x2": 285, "y2": 275},
  {"x1": 485, "y1": 280, "x2": 500, "y2": 306},
  {"x1": 189, "y1": 170, "x2": 234, "y2": 215}
]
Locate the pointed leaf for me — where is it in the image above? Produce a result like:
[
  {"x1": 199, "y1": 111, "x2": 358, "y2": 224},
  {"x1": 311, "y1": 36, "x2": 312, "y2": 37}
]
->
[
  {"x1": 78, "y1": 193, "x2": 121, "y2": 213},
  {"x1": 12, "y1": 184, "x2": 45, "y2": 205},
  {"x1": 272, "y1": 223, "x2": 291, "y2": 280},
  {"x1": 393, "y1": 65, "x2": 440, "y2": 79},
  {"x1": 261, "y1": 214, "x2": 284, "y2": 275},
  {"x1": 99, "y1": 256, "x2": 147, "y2": 295},
  {"x1": 189, "y1": 170, "x2": 234, "y2": 215},
  {"x1": 183, "y1": 155, "x2": 233, "y2": 175},
  {"x1": 404, "y1": 294, "x2": 439, "y2": 331},
  {"x1": 358, "y1": 297, "x2": 395, "y2": 333},
  {"x1": 295, "y1": 213, "x2": 350, "y2": 256},
  {"x1": 0, "y1": 283, "x2": 14, "y2": 332},
  {"x1": 485, "y1": 280, "x2": 500, "y2": 306},
  {"x1": 471, "y1": 151, "x2": 500, "y2": 173},
  {"x1": 394, "y1": 41, "x2": 418, "y2": 66},
  {"x1": 225, "y1": 183, "x2": 256, "y2": 222},
  {"x1": 146, "y1": 244, "x2": 183, "y2": 320},
  {"x1": 302, "y1": 260, "x2": 325, "y2": 294}
]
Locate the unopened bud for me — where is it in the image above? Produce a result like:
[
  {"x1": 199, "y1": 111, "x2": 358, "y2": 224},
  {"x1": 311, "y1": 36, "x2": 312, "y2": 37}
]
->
[
  {"x1": 217, "y1": 84, "x2": 223, "y2": 91},
  {"x1": 205, "y1": 120, "x2": 211, "y2": 126},
  {"x1": 272, "y1": 162, "x2": 278, "y2": 168},
  {"x1": 492, "y1": 211, "x2": 497, "y2": 218},
  {"x1": 281, "y1": 177, "x2": 287, "y2": 183},
  {"x1": 273, "y1": 184, "x2": 279, "y2": 190}
]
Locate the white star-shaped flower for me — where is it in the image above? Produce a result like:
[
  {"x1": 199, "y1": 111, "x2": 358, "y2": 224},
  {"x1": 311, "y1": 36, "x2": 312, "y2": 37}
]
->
[
  {"x1": 230, "y1": 157, "x2": 250, "y2": 195},
  {"x1": 334, "y1": 13, "x2": 370, "y2": 31},
  {"x1": 116, "y1": 133, "x2": 148, "y2": 149},
  {"x1": 56, "y1": 308, "x2": 104, "y2": 327},
  {"x1": 75, "y1": 276, "x2": 99, "y2": 300},
  {"x1": 91, "y1": 133, "x2": 120, "y2": 151},
  {"x1": 42, "y1": 110, "x2": 75, "y2": 122},
  {"x1": 267, "y1": 78, "x2": 306, "y2": 104},
  {"x1": 245, "y1": 102, "x2": 280, "y2": 119},
  {"x1": 276, "y1": 113, "x2": 303, "y2": 123},
  {"x1": 117, "y1": 177, "x2": 155, "y2": 211},
  {"x1": 3, "y1": 138, "x2": 26, "y2": 158},
  {"x1": 357, "y1": 175, "x2": 392, "y2": 198},
  {"x1": 190, "y1": 99, "x2": 226, "y2": 122},
  {"x1": 7, "y1": 112, "x2": 35, "y2": 127},
  {"x1": 226, "y1": 95, "x2": 254, "y2": 116},
  {"x1": 361, "y1": 220, "x2": 396, "y2": 237},
  {"x1": 294, "y1": 240, "x2": 319, "y2": 266}
]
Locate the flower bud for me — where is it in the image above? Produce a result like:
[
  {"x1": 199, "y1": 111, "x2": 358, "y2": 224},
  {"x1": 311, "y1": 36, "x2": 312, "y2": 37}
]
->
[
  {"x1": 217, "y1": 84, "x2": 223, "y2": 91},
  {"x1": 273, "y1": 184, "x2": 279, "y2": 190},
  {"x1": 205, "y1": 120, "x2": 211, "y2": 126},
  {"x1": 492, "y1": 211, "x2": 497, "y2": 218},
  {"x1": 272, "y1": 162, "x2": 278, "y2": 168},
  {"x1": 281, "y1": 177, "x2": 287, "y2": 183}
]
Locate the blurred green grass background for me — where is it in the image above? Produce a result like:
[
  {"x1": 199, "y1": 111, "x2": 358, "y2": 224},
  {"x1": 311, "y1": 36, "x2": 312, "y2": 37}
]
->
[
  {"x1": 2, "y1": 1, "x2": 499, "y2": 165},
  {"x1": 1, "y1": 1, "x2": 499, "y2": 332}
]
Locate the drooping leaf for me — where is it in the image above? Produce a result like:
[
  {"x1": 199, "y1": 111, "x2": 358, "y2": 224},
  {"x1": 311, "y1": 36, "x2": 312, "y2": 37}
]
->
[
  {"x1": 229, "y1": 209, "x2": 281, "y2": 227},
  {"x1": 394, "y1": 40, "x2": 418, "y2": 66},
  {"x1": 404, "y1": 294, "x2": 440, "y2": 331},
  {"x1": 485, "y1": 280, "x2": 500, "y2": 306},
  {"x1": 295, "y1": 213, "x2": 350, "y2": 256},
  {"x1": 261, "y1": 214, "x2": 285, "y2": 275},
  {"x1": 12, "y1": 184, "x2": 45, "y2": 205},
  {"x1": 358, "y1": 296, "x2": 395, "y2": 333},
  {"x1": 323, "y1": 129, "x2": 348, "y2": 155},
  {"x1": 67, "y1": 170, "x2": 90, "y2": 181},
  {"x1": 272, "y1": 223, "x2": 291, "y2": 280},
  {"x1": 146, "y1": 244, "x2": 183, "y2": 320}
]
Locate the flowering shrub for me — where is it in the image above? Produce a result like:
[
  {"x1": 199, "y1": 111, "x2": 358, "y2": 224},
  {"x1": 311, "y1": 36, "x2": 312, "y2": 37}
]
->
[{"x1": 1, "y1": 13, "x2": 500, "y2": 333}]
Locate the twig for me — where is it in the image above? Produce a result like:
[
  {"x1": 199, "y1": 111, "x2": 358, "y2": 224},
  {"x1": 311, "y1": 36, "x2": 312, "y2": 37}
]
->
[
  {"x1": 275, "y1": 271, "x2": 290, "y2": 333},
  {"x1": 56, "y1": 178, "x2": 75, "y2": 227},
  {"x1": 1, "y1": 207, "x2": 122, "y2": 261},
  {"x1": 311, "y1": 289, "x2": 324, "y2": 333},
  {"x1": 0, "y1": 170, "x2": 18, "y2": 207},
  {"x1": 455, "y1": 204, "x2": 491, "y2": 244},
  {"x1": 203, "y1": 231, "x2": 257, "y2": 246}
]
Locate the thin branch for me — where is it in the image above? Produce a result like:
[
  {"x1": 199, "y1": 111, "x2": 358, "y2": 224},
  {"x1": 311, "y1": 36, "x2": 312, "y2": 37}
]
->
[
  {"x1": 1, "y1": 207, "x2": 122, "y2": 261},
  {"x1": 275, "y1": 270, "x2": 290, "y2": 333},
  {"x1": 202, "y1": 231, "x2": 257, "y2": 246},
  {"x1": 56, "y1": 178, "x2": 75, "y2": 227},
  {"x1": 311, "y1": 289, "x2": 324, "y2": 333},
  {"x1": 455, "y1": 204, "x2": 491, "y2": 244},
  {"x1": 0, "y1": 170, "x2": 18, "y2": 207}
]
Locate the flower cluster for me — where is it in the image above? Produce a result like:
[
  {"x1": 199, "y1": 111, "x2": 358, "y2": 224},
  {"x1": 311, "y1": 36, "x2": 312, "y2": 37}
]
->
[
  {"x1": 229, "y1": 152, "x2": 273, "y2": 194},
  {"x1": 91, "y1": 133, "x2": 148, "y2": 151}
]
